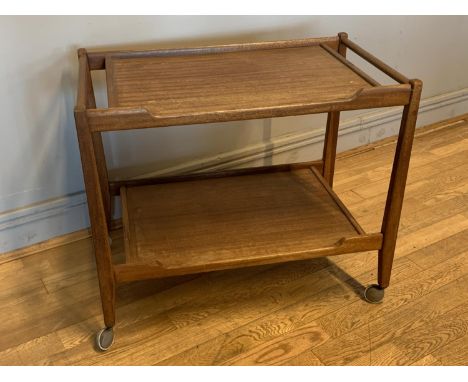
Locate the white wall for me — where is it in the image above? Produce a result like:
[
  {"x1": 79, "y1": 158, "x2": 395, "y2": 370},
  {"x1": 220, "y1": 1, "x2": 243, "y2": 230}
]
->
[{"x1": 1, "y1": 16, "x2": 468, "y2": 252}]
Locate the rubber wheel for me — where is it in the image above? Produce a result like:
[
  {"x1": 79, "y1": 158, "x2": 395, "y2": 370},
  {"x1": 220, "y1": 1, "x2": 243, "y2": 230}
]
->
[
  {"x1": 364, "y1": 284, "x2": 385, "y2": 304},
  {"x1": 96, "y1": 327, "x2": 114, "y2": 351}
]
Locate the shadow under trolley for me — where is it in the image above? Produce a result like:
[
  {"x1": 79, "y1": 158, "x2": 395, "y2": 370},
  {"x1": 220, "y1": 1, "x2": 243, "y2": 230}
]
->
[{"x1": 74, "y1": 33, "x2": 422, "y2": 351}]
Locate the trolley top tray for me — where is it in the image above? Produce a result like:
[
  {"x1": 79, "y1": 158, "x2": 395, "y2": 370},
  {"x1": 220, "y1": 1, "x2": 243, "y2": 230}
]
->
[{"x1": 78, "y1": 35, "x2": 413, "y2": 131}]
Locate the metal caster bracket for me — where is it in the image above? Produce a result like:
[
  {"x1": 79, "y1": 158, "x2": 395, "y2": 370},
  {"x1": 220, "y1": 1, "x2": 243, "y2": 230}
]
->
[
  {"x1": 96, "y1": 327, "x2": 114, "y2": 351},
  {"x1": 364, "y1": 284, "x2": 385, "y2": 304}
]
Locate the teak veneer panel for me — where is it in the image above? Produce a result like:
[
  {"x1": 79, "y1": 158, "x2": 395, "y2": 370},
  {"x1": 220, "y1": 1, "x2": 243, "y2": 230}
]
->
[
  {"x1": 119, "y1": 168, "x2": 375, "y2": 276},
  {"x1": 106, "y1": 46, "x2": 373, "y2": 115}
]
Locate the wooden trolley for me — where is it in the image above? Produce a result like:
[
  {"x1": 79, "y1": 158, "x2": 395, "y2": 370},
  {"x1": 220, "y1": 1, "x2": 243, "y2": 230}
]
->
[{"x1": 74, "y1": 33, "x2": 422, "y2": 351}]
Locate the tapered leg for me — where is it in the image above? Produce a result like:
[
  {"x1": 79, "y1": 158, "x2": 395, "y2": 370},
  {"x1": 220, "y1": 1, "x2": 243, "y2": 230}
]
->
[
  {"x1": 94, "y1": 248, "x2": 116, "y2": 329},
  {"x1": 321, "y1": 33, "x2": 347, "y2": 187},
  {"x1": 75, "y1": 111, "x2": 116, "y2": 332},
  {"x1": 322, "y1": 111, "x2": 340, "y2": 186},
  {"x1": 378, "y1": 79, "x2": 422, "y2": 288}
]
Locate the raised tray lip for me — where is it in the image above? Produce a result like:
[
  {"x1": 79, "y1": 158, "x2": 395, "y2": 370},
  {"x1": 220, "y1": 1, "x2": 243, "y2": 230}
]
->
[
  {"x1": 83, "y1": 35, "x2": 341, "y2": 69},
  {"x1": 84, "y1": 83, "x2": 411, "y2": 132}
]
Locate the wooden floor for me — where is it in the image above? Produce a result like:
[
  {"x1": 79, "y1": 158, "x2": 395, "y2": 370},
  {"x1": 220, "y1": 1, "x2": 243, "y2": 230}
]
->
[{"x1": 1, "y1": 117, "x2": 467, "y2": 365}]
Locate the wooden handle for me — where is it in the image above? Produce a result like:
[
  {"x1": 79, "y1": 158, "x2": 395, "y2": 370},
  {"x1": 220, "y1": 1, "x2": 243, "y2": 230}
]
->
[{"x1": 341, "y1": 36, "x2": 410, "y2": 84}]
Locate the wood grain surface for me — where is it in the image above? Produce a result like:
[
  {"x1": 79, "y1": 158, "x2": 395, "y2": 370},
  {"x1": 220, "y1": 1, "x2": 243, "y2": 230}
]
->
[
  {"x1": 0, "y1": 116, "x2": 467, "y2": 365},
  {"x1": 119, "y1": 168, "x2": 373, "y2": 274},
  {"x1": 106, "y1": 46, "x2": 372, "y2": 112}
]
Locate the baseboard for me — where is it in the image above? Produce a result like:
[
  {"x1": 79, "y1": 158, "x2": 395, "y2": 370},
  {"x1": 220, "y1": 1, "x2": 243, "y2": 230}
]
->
[
  {"x1": 1, "y1": 87, "x2": 467, "y2": 254},
  {"x1": 0, "y1": 228, "x2": 90, "y2": 265},
  {"x1": 0, "y1": 192, "x2": 90, "y2": 254}
]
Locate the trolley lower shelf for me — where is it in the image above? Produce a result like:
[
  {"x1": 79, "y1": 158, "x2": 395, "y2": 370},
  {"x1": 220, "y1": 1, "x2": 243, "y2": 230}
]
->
[{"x1": 115, "y1": 165, "x2": 382, "y2": 282}]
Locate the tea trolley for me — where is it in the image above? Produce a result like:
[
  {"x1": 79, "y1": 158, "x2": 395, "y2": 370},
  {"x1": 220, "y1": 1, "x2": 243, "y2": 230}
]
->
[{"x1": 74, "y1": 33, "x2": 422, "y2": 350}]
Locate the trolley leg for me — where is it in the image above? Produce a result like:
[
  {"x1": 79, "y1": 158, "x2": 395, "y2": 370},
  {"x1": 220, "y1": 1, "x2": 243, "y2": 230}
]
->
[
  {"x1": 75, "y1": 52, "x2": 116, "y2": 350},
  {"x1": 96, "y1": 247, "x2": 116, "y2": 329},
  {"x1": 322, "y1": 33, "x2": 347, "y2": 187},
  {"x1": 75, "y1": 109, "x2": 116, "y2": 350},
  {"x1": 365, "y1": 80, "x2": 422, "y2": 303},
  {"x1": 322, "y1": 111, "x2": 340, "y2": 186},
  {"x1": 92, "y1": 233, "x2": 116, "y2": 351}
]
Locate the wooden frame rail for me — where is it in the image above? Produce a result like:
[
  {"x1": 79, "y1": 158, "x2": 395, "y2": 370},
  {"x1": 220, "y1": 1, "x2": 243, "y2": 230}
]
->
[
  {"x1": 320, "y1": 43, "x2": 381, "y2": 87},
  {"x1": 108, "y1": 161, "x2": 323, "y2": 196},
  {"x1": 86, "y1": 36, "x2": 340, "y2": 70},
  {"x1": 340, "y1": 35, "x2": 410, "y2": 84},
  {"x1": 84, "y1": 84, "x2": 411, "y2": 132}
]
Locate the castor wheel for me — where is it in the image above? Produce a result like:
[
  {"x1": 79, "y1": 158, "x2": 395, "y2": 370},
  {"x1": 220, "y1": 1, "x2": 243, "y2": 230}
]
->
[
  {"x1": 96, "y1": 327, "x2": 114, "y2": 351},
  {"x1": 364, "y1": 284, "x2": 385, "y2": 304}
]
